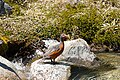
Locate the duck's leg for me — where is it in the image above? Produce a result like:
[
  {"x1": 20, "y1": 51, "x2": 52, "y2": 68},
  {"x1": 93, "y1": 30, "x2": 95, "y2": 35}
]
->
[
  {"x1": 53, "y1": 59, "x2": 55, "y2": 62},
  {"x1": 51, "y1": 58, "x2": 56, "y2": 64},
  {"x1": 53, "y1": 59, "x2": 56, "y2": 64},
  {"x1": 50, "y1": 58, "x2": 53, "y2": 62}
]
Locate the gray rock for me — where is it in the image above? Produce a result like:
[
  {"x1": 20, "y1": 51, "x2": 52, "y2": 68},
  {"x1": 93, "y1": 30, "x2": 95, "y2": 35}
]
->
[
  {"x1": 0, "y1": 56, "x2": 16, "y2": 71},
  {"x1": 31, "y1": 38, "x2": 100, "y2": 80},
  {"x1": 0, "y1": 0, "x2": 6, "y2": 15},
  {"x1": 4, "y1": 3, "x2": 12, "y2": 15},
  {"x1": 0, "y1": 56, "x2": 25, "y2": 80},
  {"x1": 0, "y1": 0, "x2": 12, "y2": 15},
  {"x1": 38, "y1": 38, "x2": 99, "y2": 68},
  {"x1": 68, "y1": 0, "x2": 80, "y2": 5},
  {"x1": 56, "y1": 38, "x2": 99, "y2": 68},
  {"x1": 30, "y1": 59, "x2": 71, "y2": 80},
  {"x1": 42, "y1": 39, "x2": 59, "y2": 48}
]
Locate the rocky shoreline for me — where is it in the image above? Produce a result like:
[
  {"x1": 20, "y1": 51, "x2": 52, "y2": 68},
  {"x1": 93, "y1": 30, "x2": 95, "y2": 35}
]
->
[{"x1": 0, "y1": 38, "x2": 120, "y2": 80}]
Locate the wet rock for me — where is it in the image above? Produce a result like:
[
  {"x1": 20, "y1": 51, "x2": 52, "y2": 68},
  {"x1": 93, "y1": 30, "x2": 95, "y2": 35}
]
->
[
  {"x1": 30, "y1": 59, "x2": 71, "y2": 80},
  {"x1": 0, "y1": 56, "x2": 26, "y2": 80}
]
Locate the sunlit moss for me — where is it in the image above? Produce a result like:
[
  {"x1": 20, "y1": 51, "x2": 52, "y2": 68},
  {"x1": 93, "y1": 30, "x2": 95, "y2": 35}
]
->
[{"x1": 0, "y1": 0, "x2": 120, "y2": 47}]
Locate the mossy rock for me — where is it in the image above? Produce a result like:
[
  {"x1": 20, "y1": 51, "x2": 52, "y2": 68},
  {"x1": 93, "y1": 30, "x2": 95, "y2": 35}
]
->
[{"x1": 0, "y1": 36, "x2": 9, "y2": 56}]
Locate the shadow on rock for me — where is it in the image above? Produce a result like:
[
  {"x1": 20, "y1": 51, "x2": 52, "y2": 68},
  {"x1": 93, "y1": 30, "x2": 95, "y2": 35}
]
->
[{"x1": 43, "y1": 61, "x2": 72, "y2": 66}]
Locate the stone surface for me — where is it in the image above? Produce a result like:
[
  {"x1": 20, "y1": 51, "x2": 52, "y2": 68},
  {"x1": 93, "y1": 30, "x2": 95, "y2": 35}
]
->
[
  {"x1": 42, "y1": 39, "x2": 59, "y2": 48},
  {"x1": 0, "y1": 0, "x2": 6, "y2": 15},
  {"x1": 33, "y1": 38, "x2": 100, "y2": 80},
  {"x1": 0, "y1": 67, "x2": 20, "y2": 80},
  {"x1": 4, "y1": 3, "x2": 12, "y2": 15},
  {"x1": 0, "y1": 56, "x2": 16, "y2": 71},
  {"x1": 56, "y1": 38, "x2": 99, "y2": 68},
  {"x1": 0, "y1": 56, "x2": 26, "y2": 80},
  {"x1": 0, "y1": 0, "x2": 12, "y2": 15},
  {"x1": 30, "y1": 59, "x2": 71, "y2": 80}
]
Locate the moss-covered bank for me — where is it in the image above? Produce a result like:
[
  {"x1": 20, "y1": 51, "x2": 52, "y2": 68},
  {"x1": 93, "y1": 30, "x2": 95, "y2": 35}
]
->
[{"x1": 0, "y1": 0, "x2": 120, "y2": 55}]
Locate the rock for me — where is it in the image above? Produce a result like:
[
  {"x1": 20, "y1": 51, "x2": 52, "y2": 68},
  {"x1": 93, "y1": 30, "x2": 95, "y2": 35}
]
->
[
  {"x1": 30, "y1": 59, "x2": 71, "y2": 80},
  {"x1": 40, "y1": 38, "x2": 99, "y2": 68},
  {"x1": 0, "y1": 56, "x2": 16, "y2": 71},
  {"x1": 68, "y1": 0, "x2": 80, "y2": 5},
  {"x1": 4, "y1": 2, "x2": 12, "y2": 15},
  {"x1": 0, "y1": 56, "x2": 26, "y2": 80},
  {"x1": 0, "y1": 0, "x2": 12, "y2": 15},
  {"x1": 0, "y1": 0, "x2": 6, "y2": 15},
  {"x1": 42, "y1": 39, "x2": 59, "y2": 48},
  {"x1": 56, "y1": 38, "x2": 99, "y2": 68},
  {"x1": 35, "y1": 49, "x2": 44, "y2": 56}
]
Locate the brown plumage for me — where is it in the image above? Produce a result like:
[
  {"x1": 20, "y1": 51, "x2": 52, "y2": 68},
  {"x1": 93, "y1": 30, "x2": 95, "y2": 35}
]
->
[{"x1": 42, "y1": 33, "x2": 69, "y2": 62}]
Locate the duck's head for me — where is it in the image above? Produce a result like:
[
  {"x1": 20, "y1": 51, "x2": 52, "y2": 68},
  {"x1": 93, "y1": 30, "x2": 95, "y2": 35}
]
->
[{"x1": 60, "y1": 33, "x2": 70, "y2": 42}]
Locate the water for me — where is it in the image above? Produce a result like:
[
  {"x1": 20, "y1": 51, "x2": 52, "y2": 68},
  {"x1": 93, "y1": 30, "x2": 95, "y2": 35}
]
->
[
  {"x1": 12, "y1": 52, "x2": 120, "y2": 80},
  {"x1": 69, "y1": 52, "x2": 120, "y2": 80}
]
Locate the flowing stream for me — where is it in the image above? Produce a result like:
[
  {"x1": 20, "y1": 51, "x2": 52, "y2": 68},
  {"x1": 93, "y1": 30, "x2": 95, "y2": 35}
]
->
[
  {"x1": 69, "y1": 52, "x2": 120, "y2": 80},
  {"x1": 12, "y1": 52, "x2": 120, "y2": 80}
]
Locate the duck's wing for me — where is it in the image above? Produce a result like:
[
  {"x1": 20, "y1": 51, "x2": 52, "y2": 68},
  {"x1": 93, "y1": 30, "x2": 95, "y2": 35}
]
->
[{"x1": 43, "y1": 42, "x2": 60, "y2": 56}]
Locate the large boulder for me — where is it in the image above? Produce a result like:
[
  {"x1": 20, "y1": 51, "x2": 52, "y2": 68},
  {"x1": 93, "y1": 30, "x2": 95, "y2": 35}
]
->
[
  {"x1": 30, "y1": 59, "x2": 71, "y2": 80},
  {"x1": 32, "y1": 38, "x2": 100, "y2": 80},
  {"x1": 56, "y1": 38, "x2": 99, "y2": 68},
  {"x1": 0, "y1": 56, "x2": 26, "y2": 80}
]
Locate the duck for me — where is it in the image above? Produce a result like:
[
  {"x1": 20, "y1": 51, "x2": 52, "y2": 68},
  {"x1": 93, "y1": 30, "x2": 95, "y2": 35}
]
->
[{"x1": 42, "y1": 33, "x2": 69, "y2": 62}]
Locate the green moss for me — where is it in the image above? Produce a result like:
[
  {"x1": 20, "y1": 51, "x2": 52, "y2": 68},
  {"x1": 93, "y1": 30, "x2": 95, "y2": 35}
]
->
[
  {"x1": 36, "y1": 3, "x2": 103, "y2": 43},
  {"x1": 94, "y1": 26, "x2": 120, "y2": 48},
  {"x1": 0, "y1": 0, "x2": 120, "y2": 47}
]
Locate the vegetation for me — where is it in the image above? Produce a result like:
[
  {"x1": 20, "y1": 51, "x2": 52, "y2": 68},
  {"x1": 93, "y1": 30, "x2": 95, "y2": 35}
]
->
[{"x1": 0, "y1": 0, "x2": 120, "y2": 50}]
